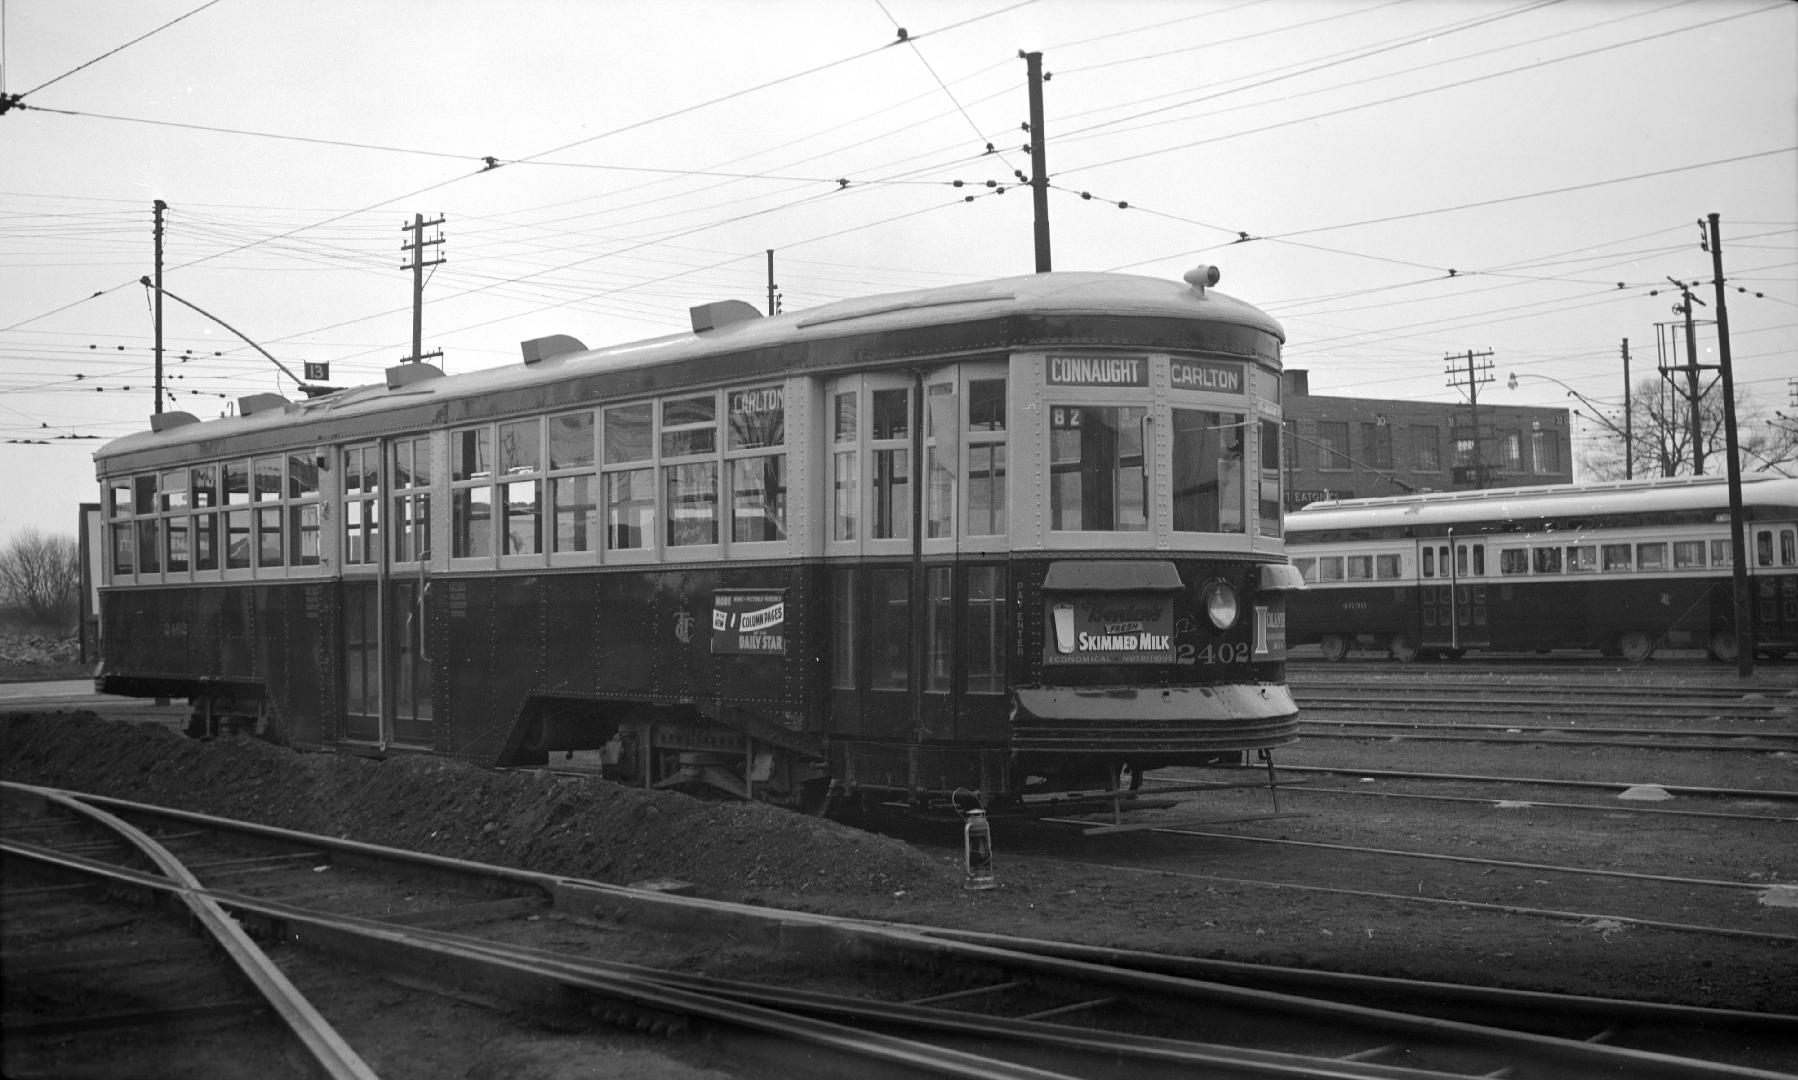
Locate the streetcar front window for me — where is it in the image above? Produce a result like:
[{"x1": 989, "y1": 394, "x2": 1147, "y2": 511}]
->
[
  {"x1": 1259, "y1": 418, "x2": 1282, "y2": 538},
  {"x1": 1171, "y1": 409, "x2": 1244, "y2": 534},
  {"x1": 1050, "y1": 405, "x2": 1147, "y2": 532}
]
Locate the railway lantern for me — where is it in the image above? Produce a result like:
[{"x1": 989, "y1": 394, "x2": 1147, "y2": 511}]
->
[{"x1": 963, "y1": 809, "x2": 996, "y2": 891}]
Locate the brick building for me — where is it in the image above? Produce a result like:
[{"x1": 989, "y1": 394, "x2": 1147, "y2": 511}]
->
[{"x1": 1280, "y1": 370, "x2": 1573, "y2": 510}]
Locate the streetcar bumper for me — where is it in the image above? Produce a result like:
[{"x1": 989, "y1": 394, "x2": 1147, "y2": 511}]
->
[{"x1": 1010, "y1": 683, "x2": 1299, "y2": 760}]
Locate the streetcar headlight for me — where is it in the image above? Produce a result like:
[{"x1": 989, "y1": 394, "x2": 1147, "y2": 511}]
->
[{"x1": 1203, "y1": 581, "x2": 1239, "y2": 630}]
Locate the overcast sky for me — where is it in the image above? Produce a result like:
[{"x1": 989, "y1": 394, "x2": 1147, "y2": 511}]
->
[{"x1": 2, "y1": 0, "x2": 1793, "y2": 541}]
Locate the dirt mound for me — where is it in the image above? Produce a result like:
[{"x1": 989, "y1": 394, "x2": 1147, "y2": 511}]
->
[
  {"x1": 0, "y1": 712, "x2": 953, "y2": 899},
  {"x1": 0, "y1": 633, "x2": 78, "y2": 665}
]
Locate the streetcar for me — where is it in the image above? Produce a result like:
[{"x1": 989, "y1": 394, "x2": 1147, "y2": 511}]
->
[
  {"x1": 91, "y1": 266, "x2": 1304, "y2": 809},
  {"x1": 1284, "y1": 474, "x2": 1798, "y2": 663}
]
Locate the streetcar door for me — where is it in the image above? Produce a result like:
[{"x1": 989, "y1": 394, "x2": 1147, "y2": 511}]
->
[
  {"x1": 1452, "y1": 540, "x2": 1490, "y2": 651},
  {"x1": 1751, "y1": 525, "x2": 1798, "y2": 650},
  {"x1": 1417, "y1": 540, "x2": 1457, "y2": 651}
]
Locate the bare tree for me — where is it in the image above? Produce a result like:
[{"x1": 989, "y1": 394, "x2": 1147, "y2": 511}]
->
[
  {"x1": 0, "y1": 529, "x2": 81, "y2": 629},
  {"x1": 1580, "y1": 378, "x2": 1797, "y2": 481}
]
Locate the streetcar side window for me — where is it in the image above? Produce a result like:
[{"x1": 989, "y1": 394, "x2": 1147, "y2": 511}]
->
[
  {"x1": 966, "y1": 378, "x2": 1008, "y2": 538},
  {"x1": 1499, "y1": 548, "x2": 1529, "y2": 575},
  {"x1": 831, "y1": 391, "x2": 858, "y2": 542},
  {"x1": 926, "y1": 383, "x2": 956, "y2": 539},
  {"x1": 450, "y1": 428, "x2": 492, "y2": 559},
  {"x1": 830, "y1": 568, "x2": 857, "y2": 689},
  {"x1": 728, "y1": 385, "x2": 787, "y2": 544},
  {"x1": 871, "y1": 387, "x2": 911, "y2": 540},
  {"x1": 1316, "y1": 556, "x2": 1345, "y2": 582},
  {"x1": 1259, "y1": 418, "x2": 1282, "y2": 539},
  {"x1": 662, "y1": 394, "x2": 719, "y2": 548},
  {"x1": 135, "y1": 474, "x2": 161, "y2": 575},
  {"x1": 1756, "y1": 530, "x2": 1773, "y2": 567},
  {"x1": 1636, "y1": 542, "x2": 1667, "y2": 571},
  {"x1": 1421, "y1": 547, "x2": 1434, "y2": 578},
  {"x1": 1566, "y1": 545, "x2": 1597, "y2": 573},
  {"x1": 108, "y1": 478, "x2": 133, "y2": 577},
  {"x1": 225, "y1": 460, "x2": 252, "y2": 569},
  {"x1": 925, "y1": 566, "x2": 953, "y2": 692},
  {"x1": 548, "y1": 412, "x2": 596, "y2": 555},
  {"x1": 870, "y1": 567, "x2": 910, "y2": 689},
  {"x1": 162, "y1": 469, "x2": 189, "y2": 573},
  {"x1": 1710, "y1": 539, "x2": 1732, "y2": 566},
  {"x1": 288, "y1": 453, "x2": 321, "y2": 567},
  {"x1": 1602, "y1": 543, "x2": 1631, "y2": 571},
  {"x1": 1782, "y1": 528, "x2": 1796, "y2": 567},
  {"x1": 965, "y1": 565, "x2": 1007, "y2": 693},
  {"x1": 1673, "y1": 541, "x2": 1705, "y2": 569},
  {"x1": 603, "y1": 402, "x2": 654, "y2": 552},
  {"x1": 1346, "y1": 554, "x2": 1373, "y2": 580},
  {"x1": 499, "y1": 418, "x2": 544, "y2": 557},
  {"x1": 1532, "y1": 546, "x2": 1562, "y2": 574},
  {"x1": 1291, "y1": 557, "x2": 1317, "y2": 583},
  {"x1": 1376, "y1": 553, "x2": 1403, "y2": 580},
  {"x1": 393, "y1": 436, "x2": 433, "y2": 563},
  {"x1": 192, "y1": 465, "x2": 218, "y2": 572}
]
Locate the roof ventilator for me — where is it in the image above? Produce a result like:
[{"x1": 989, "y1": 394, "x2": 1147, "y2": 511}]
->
[
  {"x1": 149, "y1": 411, "x2": 200, "y2": 432},
  {"x1": 520, "y1": 335, "x2": 587, "y2": 366},
  {"x1": 690, "y1": 300, "x2": 762, "y2": 333},
  {"x1": 237, "y1": 393, "x2": 289, "y2": 417},
  {"x1": 386, "y1": 362, "x2": 445, "y2": 389}
]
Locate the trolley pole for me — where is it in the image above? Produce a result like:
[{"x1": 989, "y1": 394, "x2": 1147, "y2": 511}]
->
[
  {"x1": 1707, "y1": 213, "x2": 1752, "y2": 677},
  {"x1": 767, "y1": 249, "x2": 777, "y2": 316},
  {"x1": 1024, "y1": 50, "x2": 1051, "y2": 273},
  {"x1": 152, "y1": 199, "x2": 166, "y2": 415}
]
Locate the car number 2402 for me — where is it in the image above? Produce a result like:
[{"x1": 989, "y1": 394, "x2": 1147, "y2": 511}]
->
[{"x1": 1179, "y1": 642, "x2": 1249, "y2": 664}]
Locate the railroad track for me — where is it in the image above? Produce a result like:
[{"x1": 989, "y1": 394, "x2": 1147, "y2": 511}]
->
[{"x1": 7, "y1": 782, "x2": 1794, "y2": 1079}]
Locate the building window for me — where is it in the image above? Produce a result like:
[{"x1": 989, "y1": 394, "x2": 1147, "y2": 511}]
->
[
  {"x1": 1411, "y1": 426, "x2": 1440, "y2": 471},
  {"x1": 1316, "y1": 421, "x2": 1349, "y2": 470},
  {"x1": 1360, "y1": 421, "x2": 1392, "y2": 470},
  {"x1": 1530, "y1": 428, "x2": 1561, "y2": 473},
  {"x1": 1498, "y1": 430, "x2": 1522, "y2": 473}
]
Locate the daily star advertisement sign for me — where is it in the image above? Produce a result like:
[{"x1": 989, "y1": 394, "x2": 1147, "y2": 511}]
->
[
  {"x1": 1044, "y1": 594, "x2": 1176, "y2": 665},
  {"x1": 712, "y1": 590, "x2": 786, "y2": 655}
]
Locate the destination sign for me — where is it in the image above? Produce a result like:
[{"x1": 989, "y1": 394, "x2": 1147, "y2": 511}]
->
[
  {"x1": 1046, "y1": 356, "x2": 1149, "y2": 388},
  {"x1": 1169, "y1": 359, "x2": 1244, "y2": 394}
]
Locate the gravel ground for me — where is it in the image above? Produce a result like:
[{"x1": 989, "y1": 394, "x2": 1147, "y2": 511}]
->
[{"x1": 3, "y1": 707, "x2": 1794, "y2": 1019}]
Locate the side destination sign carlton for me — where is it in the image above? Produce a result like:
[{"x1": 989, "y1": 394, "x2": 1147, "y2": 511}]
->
[{"x1": 1170, "y1": 359, "x2": 1244, "y2": 393}]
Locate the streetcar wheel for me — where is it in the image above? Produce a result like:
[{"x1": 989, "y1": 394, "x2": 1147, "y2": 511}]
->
[
  {"x1": 1319, "y1": 633, "x2": 1349, "y2": 662},
  {"x1": 1443, "y1": 648, "x2": 1468, "y2": 661},
  {"x1": 1709, "y1": 630, "x2": 1740, "y2": 663},
  {"x1": 1618, "y1": 630, "x2": 1656, "y2": 662},
  {"x1": 1389, "y1": 634, "x2": 1421, "y2": 663}
]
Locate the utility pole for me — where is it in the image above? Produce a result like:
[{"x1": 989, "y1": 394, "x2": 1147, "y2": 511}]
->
[
  {"x1": 152, "y1": 199, "x2": 167, "y2": 414},
  {"x1": 1663, "y1": 277, "x2": 1709, "y2": 474},
  {"x1": 1707, "y1": 212, "x2": 1752, "y2": 677},
  {"x1": 401, "y1": 214, "x2": 445, "y2": 364},
  {"x1": 1621, "y1": 338, "x2": 1633, "y2": 480},
  {"x1": 1445, "y1": 349, "x2": 1494, "y2": 487},
  {"x1": 1023, "y1": 50, "x2": 1051, "y2": 273}
]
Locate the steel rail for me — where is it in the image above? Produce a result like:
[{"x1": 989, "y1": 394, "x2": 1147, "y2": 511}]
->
[
  {"x1": 15, "y1": 783, "x2": 1796, "y2": 1077},
  {"x1": 7, "y1": 786, "x2": 379, "y2": 1080},
  {"x1": 1022, "y1": 851, "x2": 1798, "y2": 945},
  {"x1": 13, "y1": 840, "x2": 1785, "y2": 1080},
  {"x1": 1044, "y1": 817, "x2": 1780, "y2": 894},
  {"x1": 1294, "y1": 728, "x2": 1796, "y2": 753},
  {"x1": 1148, "y1": 777, "x2": 1798, "y2": 823},
  {"x1": 1301, "y1": 718, "x2": 1798, "y2": 740},
  {"x1": 1298, "y1": 697, "x2": 1786, "y2": 720},
  {"x1": 1213, "y1": 764, "x2": 1798, "y2": 802},
  {"x1": 0, "y1": 835, "x2": 1082, "y2": 1080}
]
